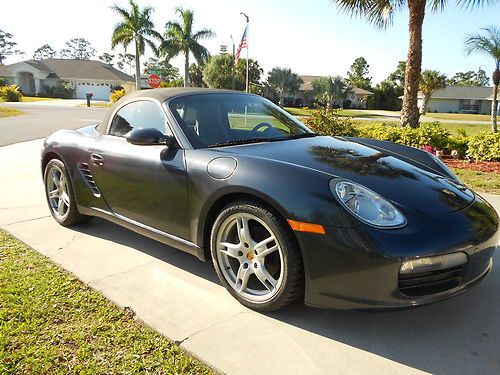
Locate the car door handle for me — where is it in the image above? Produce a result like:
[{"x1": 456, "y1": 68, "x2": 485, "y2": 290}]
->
[{"x1": 90, "y1": 153, "x2": 104, "y2": 166}]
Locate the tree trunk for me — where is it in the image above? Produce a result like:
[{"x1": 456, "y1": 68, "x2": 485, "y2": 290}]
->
[
  {"x1": 492, "y1": 69, "x2": 499, "y2": 133},
  {"x1": 134, "y1": 41, "x2": 141, "y2": 91},
  {"x1": 184, "y1": 50, "x2": 189, "y2": 88},
  {"x1": 492, "y1": 83, "x2": 498, "y2": 133},
  {"x1": 400, "y1": 0, "x2": 426, "y2": 128},
  {"x1": 420, "y1": 93, "x2": 430, "y2": 115}
]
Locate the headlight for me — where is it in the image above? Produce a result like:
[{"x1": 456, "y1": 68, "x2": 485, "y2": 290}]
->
[{"x1": 331, "y1": 180, "x2": 406, "y2": 228}]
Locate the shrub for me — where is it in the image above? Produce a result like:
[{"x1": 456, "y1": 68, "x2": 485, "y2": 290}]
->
[
  {"x1": 0, "y1": 84, "x2": 23, "y2": 102},
  {"x1": 414, "y1": 122, "x2": 451, "y2": 150},
  {"x1": 304, "y1": 109, "x2": 358, "y2": 137},
  {"x1": 110, "y1": 89, "x2": 126, "y2": 103},
  {"x1": 467, "y1": 132, "x2": 500, "y2": 161},
  {"x1": 43, "y1": 83, "x2": 75, "y2": 99}
]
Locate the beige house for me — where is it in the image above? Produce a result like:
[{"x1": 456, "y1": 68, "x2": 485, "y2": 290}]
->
[
  {"x1": 295, "y1": 75, "x2": 373, "y2": 109},
  {"x1": 418, "y1": 86, "x2": 498, "y2": 114},
  {"x1": 0, "y1": 58, "x2": 135, "y2": 101}
]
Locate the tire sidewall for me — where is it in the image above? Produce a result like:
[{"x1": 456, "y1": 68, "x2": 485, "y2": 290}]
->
[
  {"x1": 44, "y1": 158, "x2": 81, "y2": 226},
  {"x1": 210, "y1": 202, "x2": 293, "y2": 311}
]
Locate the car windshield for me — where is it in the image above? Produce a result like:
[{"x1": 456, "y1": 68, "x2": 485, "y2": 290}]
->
[{"x1": 168, "y1": 93, "x2": 313, "y2": 148}]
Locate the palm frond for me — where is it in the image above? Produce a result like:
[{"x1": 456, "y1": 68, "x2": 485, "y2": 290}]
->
[
  {"x1": 333, "y1": 0, "x2": 402, "y2": 28},
  {"x1": 193, "y1": 28, "x2": 216, "y2": 40},
  {"x1": 465, "y1": 26, "x2": 500, "y2": 69}
]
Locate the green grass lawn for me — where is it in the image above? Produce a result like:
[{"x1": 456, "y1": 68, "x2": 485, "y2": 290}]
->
[
  {"x1": 76, "y1": 102, "x2": 112, "y2": 108},
  {"x1": 0, "y1": 107, "x2": 23, "y2": 118},
  {"x1": 0, "y1": 231, "x2": 213, "y2": 374},
  {"x1": 425, "y1": 112, "x2": 491, "y2": 122},
  {"x1": 452, "y1": 169, "x2": 500, "y2": 195}
]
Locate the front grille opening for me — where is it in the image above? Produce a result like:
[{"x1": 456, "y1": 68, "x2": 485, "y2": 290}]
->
[{"x1": 399, "y1": 265, "x2": 465, "y2": 297}]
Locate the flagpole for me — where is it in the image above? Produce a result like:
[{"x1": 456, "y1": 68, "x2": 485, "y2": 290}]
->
[{"x1": 241, "y1": 12, "x2": 249, "y2": 93}]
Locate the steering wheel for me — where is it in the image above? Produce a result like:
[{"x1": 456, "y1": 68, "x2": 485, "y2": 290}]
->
[{"x1": 251, "y1": 122, "x2": 273, "y2": 135}]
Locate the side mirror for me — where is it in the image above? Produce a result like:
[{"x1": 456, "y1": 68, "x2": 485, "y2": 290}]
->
[{"x1": 126, "y1": 128, "x2": 174, "y2": 146}]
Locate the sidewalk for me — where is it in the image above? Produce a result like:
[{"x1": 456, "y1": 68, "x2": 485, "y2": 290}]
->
[{"x1": 1, "y1": 139, "x2": 499, "y2": 375}]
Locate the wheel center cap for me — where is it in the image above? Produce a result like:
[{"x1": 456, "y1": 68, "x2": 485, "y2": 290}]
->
[{"x1": 246, "y1": 251, "x2": 254, "y2": 261}]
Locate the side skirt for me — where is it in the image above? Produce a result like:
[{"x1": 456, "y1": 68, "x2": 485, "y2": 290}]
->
[{"x1": 78, "y1": 205, "x2": 206, "y2": 262}]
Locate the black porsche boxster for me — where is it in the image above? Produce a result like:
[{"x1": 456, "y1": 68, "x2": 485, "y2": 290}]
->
[{"x1": 41, "y1": 88, "x2": 499, "y2": 311}]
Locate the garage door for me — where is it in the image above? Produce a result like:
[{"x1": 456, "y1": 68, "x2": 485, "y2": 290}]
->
[{"x1": 76, "y1": 82, "x2": 111, "y2": 101}]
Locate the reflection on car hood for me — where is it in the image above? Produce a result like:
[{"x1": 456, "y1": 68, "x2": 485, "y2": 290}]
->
[{"x1": 219, "y1": 136, "x2": 474, "y2": 216}]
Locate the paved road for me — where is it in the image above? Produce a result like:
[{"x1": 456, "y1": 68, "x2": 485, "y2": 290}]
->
[
  {"x1": 1, "y1": 139, "x2": 499, "y2": 375},
  {"x1": 0, "y1": 103, "x2": 106, "y2": 146}
]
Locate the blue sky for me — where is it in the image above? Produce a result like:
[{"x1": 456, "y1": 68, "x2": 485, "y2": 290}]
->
[{"x1": 1, "y1": 0, "x2": 499, "y2": 83}]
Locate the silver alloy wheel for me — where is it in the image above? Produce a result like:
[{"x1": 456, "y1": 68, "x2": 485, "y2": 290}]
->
[
  {"x1": 46, "y1": 165, "x2": 70, "y2": 220},
  {"x1": 216, "y1": 212, "x2": 285, "y2": 303}
]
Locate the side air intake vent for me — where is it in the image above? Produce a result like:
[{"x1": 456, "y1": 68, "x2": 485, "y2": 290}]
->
[{"x1": 77, "y1": 163, "x2": 100, "y2": 197}]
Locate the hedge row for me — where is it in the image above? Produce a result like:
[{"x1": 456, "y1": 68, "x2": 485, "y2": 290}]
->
[{"x1": 304, "y1": 109, "x2": 500, "y2": 162}]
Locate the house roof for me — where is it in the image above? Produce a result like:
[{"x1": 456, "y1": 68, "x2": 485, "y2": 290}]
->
[
  {"x1": 420, "y1": 85, "x2": 494, "y2": 100},
  {"x1": 0, "y1": 58, "x2": 134, "y2": 82},
  {"x1": 298, "y1": 75, "x2": 373, "y2": 95}
]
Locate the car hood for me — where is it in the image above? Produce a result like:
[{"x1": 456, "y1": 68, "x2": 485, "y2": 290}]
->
[{"x1": 218, "y1": 136, "x2": 474, "y2": 216}]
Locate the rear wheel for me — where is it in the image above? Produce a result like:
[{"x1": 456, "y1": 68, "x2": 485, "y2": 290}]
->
[
  {"x1": 210, "y1": 200, "x2": 303, "y2": 311},
  {"x1": 44, "y1": 159, "x2": 91, "y2": 226}
]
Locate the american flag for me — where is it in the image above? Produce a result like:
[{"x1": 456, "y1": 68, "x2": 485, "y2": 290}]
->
[{"x1": 235, "y1": 25, "x2": 248, "y2": 64}]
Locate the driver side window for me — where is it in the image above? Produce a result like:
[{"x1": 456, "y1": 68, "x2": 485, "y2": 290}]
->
[{"x1": 109, "y1": 100, "x2": 171, "y2": 137}]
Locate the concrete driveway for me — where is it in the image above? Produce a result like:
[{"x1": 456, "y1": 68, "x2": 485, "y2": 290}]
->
[{"x1": 1, "y1": 139, "x2": 499, "y2": 375}]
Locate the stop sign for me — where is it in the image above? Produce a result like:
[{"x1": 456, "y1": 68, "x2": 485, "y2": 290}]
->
[{"x1": 147, "y1": 74, "x2": 161, "y2": 88}]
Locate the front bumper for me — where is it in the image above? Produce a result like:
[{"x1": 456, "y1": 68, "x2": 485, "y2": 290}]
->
[{"x1": 297, "y1": 194, "x2": 499, "y2": 310}]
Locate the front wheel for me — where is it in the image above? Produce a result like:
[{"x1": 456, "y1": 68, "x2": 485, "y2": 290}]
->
[
  {"x1": 44, "y1": 158, "x2": 91, "y2": 226},
  {"x1": 210, "y1": 200, "x2": 303, "y2": 311}
]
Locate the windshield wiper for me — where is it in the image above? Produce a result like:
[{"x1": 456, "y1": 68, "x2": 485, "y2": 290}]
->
[
  {"x1": 208, "y1": 133, "x2": 317, "y2": 148},
  {"x1": 286, "y1": 132, "x2": 317, "y2": 139},
  {"x1": 209, "y1": 138, "x2": 276, "y2": 148}
]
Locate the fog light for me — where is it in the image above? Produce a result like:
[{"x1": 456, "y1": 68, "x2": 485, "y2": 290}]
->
[{"x1": 400, "y1": 252, "x2": 467, "y2": 274}]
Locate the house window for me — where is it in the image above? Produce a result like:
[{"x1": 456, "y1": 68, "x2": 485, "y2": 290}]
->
[{"x1": 459, "y1": 99, "x2": 480, "y2": 113}]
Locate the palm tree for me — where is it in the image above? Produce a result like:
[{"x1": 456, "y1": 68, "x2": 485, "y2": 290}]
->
[
  {"x1": 465, "y1": 26, "x2": 500, "y2": 132},
  {"x1": 111, "y1": 0, "x2": 161, "y2": 90},
  {"x1": 333, "y1": 0, "x2": 498, "y2": 128},
  {"x1": 312, "y1": 76, "x2": 350, "y2": 109},
  {"x1": 161, "y1": 8, "x2": 215, "y2": 87},
  {"x1": 265, "y1": 67, "x2": 303, "y2": 106},
  {"x1": 419, "y1": 70, "x2": 446, "y2": 115}
]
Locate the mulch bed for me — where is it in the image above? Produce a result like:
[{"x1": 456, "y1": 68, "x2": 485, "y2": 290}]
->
[{"x1": 444, "y1": 159, "x2": 500, "y2": 174}]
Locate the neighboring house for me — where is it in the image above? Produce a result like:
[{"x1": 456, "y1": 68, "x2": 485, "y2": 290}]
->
[
  {"x1": 0, "y1": 58, "x2": 135, "y2": 101},
  {"x1": 418, "y1": 86, "x2": 498, "y2": 114},
  {"x1": 295, "y1": 75, "x2": 373, "y2": 109}
]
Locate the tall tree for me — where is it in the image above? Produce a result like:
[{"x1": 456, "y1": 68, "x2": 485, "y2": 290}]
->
[
  {"x1": 419, "y1": 70, "x2": 446, "y2": 115},
  {"x1": 346, "y1": 57, "x2": 372, "y2": 89},
  {"x1": 143, "y1": 57, "x2": 181, "y2": 82},
  {"x1": 117, "y1": 52, "x2": 135, "y2": 73},
  {"x1": 465, "y1": 26, "x2": 500, "y2": 132},
  {"x1": 111, "y1": 0, "x2": 161, "y2": 90},
  {"x1": 312, "y1": 76, "x2": 350, "y2": 109},
  {"x1": 99, "y1": 52, "x2": 115, "y2": 66},
  {"x1": 447, "y1": 69, "x2": 490, "y2": 86},
  {"x1": 161, "y1": 8, "x2": 215, "y2": 87},
  {"x1": 203, "y1": 54, "x2": 262, "y2": 90},
  {"x1": 369, "y1": 61, "x2": 406, "y2": 110},
  {"x1": 0, "y1": 29, "x2": 21, "y2": 64},
  {"x1": 333, "y1": 0, "x2": 499, "y2": 128},
  {"x1": 189, "y1": 63, "x2": 205, "y2": 87},
  {"x1": 265, "y1": 67, "x2": 303, "y2": 106},
  {"x1": 60, "y1": 38, "x2": 96, "y2": 60},
  {"x1": 33, "y1": 44, "x2": 56, "y2": 60}
]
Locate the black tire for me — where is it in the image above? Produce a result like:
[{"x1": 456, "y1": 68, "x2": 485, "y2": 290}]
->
[
  {"x1": 44, "y1": 158, "x2": 92, "y2": 226},
  {"x1": 210, "y1": 199, "x2": 304, "y2": 311}
]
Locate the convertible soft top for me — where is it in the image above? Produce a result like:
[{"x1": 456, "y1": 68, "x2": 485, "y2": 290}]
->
[{"x1": 96, "y1": 87, "x2": 239, "y2": 134}]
